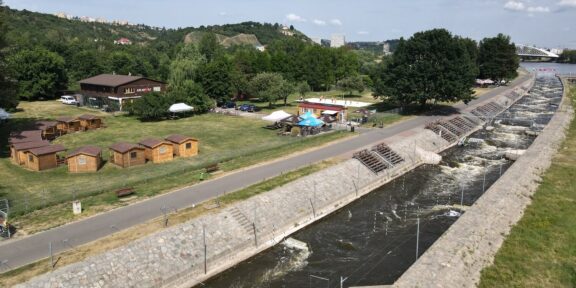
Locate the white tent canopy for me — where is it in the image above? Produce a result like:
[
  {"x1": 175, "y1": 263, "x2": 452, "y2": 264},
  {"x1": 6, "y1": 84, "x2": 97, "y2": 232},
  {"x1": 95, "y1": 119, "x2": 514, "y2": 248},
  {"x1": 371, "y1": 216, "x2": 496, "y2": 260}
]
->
[
  {"x1": 476, "y1": 79, "x2": 494, "y2": 85},
  {"x1": 0, "y1": 108, "x2": 10, "y2": 120},
  {"x1": 321, "y1": 110, "x2": 339, "y2": 115},
  {"x1": 262, "y1": 110, "x2": 292, "y2": 122},
  {"x1": 169, "y1": 103, "x2": 194, "y2": 113}
]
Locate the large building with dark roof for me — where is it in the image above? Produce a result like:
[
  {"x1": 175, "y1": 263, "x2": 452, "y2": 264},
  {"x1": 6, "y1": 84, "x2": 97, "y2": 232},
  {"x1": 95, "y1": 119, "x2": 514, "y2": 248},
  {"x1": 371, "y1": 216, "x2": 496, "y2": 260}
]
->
[{"x1": 79, "y1": 74, "x2": 166, "y2": 111}]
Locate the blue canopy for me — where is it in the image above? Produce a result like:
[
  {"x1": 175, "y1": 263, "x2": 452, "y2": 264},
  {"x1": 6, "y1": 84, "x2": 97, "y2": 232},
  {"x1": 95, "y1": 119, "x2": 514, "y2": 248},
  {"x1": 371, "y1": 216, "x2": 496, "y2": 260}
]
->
[
  {"x1": 299, "y1": 111, "x2": 317, "y2": 120},
  {"x1": 298, "y1": 117, "x2": 324, "y2": 127}
]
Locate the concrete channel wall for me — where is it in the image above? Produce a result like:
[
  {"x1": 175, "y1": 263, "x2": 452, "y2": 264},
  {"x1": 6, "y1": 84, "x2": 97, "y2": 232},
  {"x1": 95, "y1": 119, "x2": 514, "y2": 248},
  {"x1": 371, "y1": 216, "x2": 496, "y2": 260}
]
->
[
  {"x1": 16, "y1": 78, "x2": 535, "y2": 288},
  {"x1": 356, "y1": 79, "x2": 574, "y2": 288}
]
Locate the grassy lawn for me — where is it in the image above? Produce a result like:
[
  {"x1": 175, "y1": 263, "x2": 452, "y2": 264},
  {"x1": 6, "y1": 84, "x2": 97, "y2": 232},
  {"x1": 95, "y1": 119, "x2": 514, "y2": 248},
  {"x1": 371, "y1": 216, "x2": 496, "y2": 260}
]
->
[
  {"x1": 0, "y1": 101, "x2": 353, "y2": 230},
  {"x1": 0, "y1": 159, "x2": 340, "y2": 287},
  {"x1": 479, "y1": 85, "x2": 576, "y2": 288}
]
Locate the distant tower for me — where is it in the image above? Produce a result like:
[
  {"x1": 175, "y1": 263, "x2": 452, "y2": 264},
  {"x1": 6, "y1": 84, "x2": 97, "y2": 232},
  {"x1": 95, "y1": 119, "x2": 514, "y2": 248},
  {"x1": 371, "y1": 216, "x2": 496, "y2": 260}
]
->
[
  {"x1": 331, "y1": 34, "x2": 346, "y2": 48},
  {"x1": 383, "y1": 42, "x2": 391, "y2": 55}
]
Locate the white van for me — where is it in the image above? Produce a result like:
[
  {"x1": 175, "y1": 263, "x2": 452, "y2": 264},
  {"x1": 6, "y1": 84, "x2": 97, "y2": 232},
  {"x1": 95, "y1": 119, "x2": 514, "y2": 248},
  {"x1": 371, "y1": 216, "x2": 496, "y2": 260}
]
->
[{"x1": 60, "y1": 95, "x2": 78, "y2": 105}]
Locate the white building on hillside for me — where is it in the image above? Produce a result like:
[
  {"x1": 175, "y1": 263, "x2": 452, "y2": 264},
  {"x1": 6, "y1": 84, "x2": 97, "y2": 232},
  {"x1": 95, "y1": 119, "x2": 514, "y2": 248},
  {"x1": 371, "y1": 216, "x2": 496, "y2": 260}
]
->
[{"x1": 331, "y1": 34, "x2": 345, "y2": 48}]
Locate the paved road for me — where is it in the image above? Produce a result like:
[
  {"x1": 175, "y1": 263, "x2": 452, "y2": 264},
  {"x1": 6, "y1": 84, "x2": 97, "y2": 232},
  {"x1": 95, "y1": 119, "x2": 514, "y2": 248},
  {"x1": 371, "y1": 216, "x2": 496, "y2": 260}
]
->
[{"x1": 0, "y1": 74, "x2": 531, "y2": 272}]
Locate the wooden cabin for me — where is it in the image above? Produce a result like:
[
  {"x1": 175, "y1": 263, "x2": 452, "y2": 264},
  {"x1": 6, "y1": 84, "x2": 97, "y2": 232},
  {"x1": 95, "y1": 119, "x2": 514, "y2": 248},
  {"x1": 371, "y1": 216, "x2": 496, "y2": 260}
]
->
[
  {"x1": 67, "y1": 146, "x2": 103, "y2": 173},
  {"x1": 109, "y1": 142, "x2": 146, "y2": 168},
  {"x1": 138, "y1": 138, "x2": 174, "y2": 163},
  {"x1": 9, "y1": 130, "x2": 43, "y2": 145},
  {"x1": 165, "y1": 134, "x2": 199, "y2": 158},
  {"x1": 10, "y1": 140, "x2": 50, "y2": 165},
  {"x1": 24, "y1": 145, "x2": 66, "y2": 171},
  {"x1": 78, "y1": 114, "x2": 103, "y2": 130},
  {"x1": 35, "y1": 121, "x2": 58, "y2": 140},
  {"x1": 56, "y1": 117, "x2": 81, "y2": 135}
]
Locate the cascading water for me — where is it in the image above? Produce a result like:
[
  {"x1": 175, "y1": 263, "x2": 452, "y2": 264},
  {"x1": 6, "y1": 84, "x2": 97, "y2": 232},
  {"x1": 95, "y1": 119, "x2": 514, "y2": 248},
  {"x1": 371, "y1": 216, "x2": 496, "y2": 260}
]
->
[{"x1": 202, "y1": 74, "x2": 564, "y2": 288}]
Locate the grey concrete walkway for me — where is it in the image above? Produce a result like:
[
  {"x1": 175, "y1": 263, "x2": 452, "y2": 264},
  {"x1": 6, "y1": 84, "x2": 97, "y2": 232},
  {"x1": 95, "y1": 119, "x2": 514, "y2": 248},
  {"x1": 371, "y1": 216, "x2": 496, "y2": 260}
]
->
[{"x1": 0, "y1": 73, "x2": 531, "y2": 273}]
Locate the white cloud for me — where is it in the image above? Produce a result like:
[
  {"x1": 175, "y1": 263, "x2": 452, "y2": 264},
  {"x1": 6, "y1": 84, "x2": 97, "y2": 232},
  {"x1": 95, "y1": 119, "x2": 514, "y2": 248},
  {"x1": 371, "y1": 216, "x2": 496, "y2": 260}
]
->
[
  {"x1": 286, "y1": 13, "x2": 306, "y2": 22},
  {"x1": 313, "y1": 19, "x2": 326, "y2": 26},
  {"x1": 357, "y1": 31, "x2": 370, "y2": 35},
  {"x1": 558, "y1": 0, "x2": 576, "y2": 7},
  {"x1": 504, "y1": 1, "x2": 550, "y2": 13},
  {"x1": 504, "y1": 1, "x2": 525, "y2": 11},
  {"x1": 329, "y1": 19, "x2": 343, "y2": 26},
  {"x1": 527, "y1": 6, "x2": 550, "y2": 12},
  {"x1": 218, "y1": 12, "x2": 228, "y2": 16}
]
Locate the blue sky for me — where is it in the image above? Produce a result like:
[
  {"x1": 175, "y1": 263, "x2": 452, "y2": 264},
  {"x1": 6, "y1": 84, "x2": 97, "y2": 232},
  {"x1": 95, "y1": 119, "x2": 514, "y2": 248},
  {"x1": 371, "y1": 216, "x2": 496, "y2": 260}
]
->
[{"x1": 4, "y1": 0, "x2": 576, "y2": 48}]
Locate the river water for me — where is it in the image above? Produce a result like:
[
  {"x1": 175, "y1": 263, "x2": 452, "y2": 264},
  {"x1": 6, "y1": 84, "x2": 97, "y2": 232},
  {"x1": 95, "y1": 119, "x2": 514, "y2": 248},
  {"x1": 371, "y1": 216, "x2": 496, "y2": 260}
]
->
[{"x1": 202, "y1": 68, "x2": 572, "y2": 288}]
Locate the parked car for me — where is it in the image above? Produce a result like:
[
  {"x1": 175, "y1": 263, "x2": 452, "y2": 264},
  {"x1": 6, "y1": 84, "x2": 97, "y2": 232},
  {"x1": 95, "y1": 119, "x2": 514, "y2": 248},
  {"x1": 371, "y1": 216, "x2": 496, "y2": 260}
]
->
[
  {"x1": 60, "y1": 95, "x2": 78, "y2": 105},
  {"x1": 239, "y1": 104, "x2": 256, "y2": 112},
  {"x1": 224, "y1": 101, "x2": 236, "y2": 109}
]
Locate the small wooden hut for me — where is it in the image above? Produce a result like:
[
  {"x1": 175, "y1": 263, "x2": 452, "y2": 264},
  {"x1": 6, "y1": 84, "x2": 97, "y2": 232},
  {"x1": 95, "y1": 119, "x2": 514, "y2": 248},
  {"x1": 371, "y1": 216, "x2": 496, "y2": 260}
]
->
[
  {"x1": 25, "y1": 145, "x2": 66, "y2": 171},
  {"x1": 138, "y1": 138, "x2": 174, "y2": 163},
  {"x1": 35, "y1": 121, "x2": 58, "y2": 140},
  {"x1": 109, "y1": 142, "x2": 146, "y2": 168},
  {"x1": 165, "y1": 135, "x2": 199, "y2": 157},
  {"x1": 10, "y1": 140, "x2": 50, "y2": 165},
  {"x1": 56, "y1": 116, "x2": 81, "y2": 135},
  {"x1": 9, "y1": 130, "x2": 43, "y2": 144},
  {"x1": 67, "y1": 146, "x2": 102, "y2": 173},
  {"x1": 78, "y1": 114, "x2": 103, "y2": 130}
]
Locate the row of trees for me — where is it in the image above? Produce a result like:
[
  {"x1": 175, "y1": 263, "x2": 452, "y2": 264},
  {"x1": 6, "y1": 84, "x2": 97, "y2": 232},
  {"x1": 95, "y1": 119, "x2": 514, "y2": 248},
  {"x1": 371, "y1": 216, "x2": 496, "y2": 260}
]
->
[
  {"x1": 129, "y1": 33, "x2": 364, "y2": 120},
  {"x1": 558, "y1": 50, "x2": 576, "y2": 63},
  {"x1": 372, "y1": 30, "x2": 518, "y2": 109}
]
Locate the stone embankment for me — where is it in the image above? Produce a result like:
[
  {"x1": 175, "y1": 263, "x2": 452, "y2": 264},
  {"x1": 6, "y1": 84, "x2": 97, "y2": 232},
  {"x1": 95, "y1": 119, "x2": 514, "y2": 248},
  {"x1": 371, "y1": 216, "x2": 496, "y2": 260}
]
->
[
  {"x1": 16, "y1": 77, "x2": 534, "y2": 288},
  {"x1": 356, "y1": 79, "x2": 573, "y2": 288}
]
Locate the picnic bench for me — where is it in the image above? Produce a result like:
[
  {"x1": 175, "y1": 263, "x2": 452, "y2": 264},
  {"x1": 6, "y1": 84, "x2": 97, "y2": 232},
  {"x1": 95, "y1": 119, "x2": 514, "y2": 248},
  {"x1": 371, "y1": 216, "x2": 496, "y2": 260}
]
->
[{"x1": 115, "y1": 187, "x2": 135, "y2": 197}]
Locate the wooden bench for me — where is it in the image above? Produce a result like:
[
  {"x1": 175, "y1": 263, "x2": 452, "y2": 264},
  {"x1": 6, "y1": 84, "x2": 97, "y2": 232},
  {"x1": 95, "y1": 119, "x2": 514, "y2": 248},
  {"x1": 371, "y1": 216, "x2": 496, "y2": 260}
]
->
[
  {"x1": 204, "y1": 163, "x2": 220, "y2": 173},
  {"x1": 115, "y1": 187, "x2": 135, "y2": 197}
]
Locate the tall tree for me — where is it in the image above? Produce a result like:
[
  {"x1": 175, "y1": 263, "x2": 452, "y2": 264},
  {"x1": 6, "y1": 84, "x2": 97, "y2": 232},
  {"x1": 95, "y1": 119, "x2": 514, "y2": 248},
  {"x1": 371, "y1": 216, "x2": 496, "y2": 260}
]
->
[
  {"x1": 300, "y1": 45, "x2": 334, "y2": 91},
  {"x1": 337, "y1": 75, "x2": 365, "y2": 96},
  {"x1": 197, "y1": 57, "x2": 234, "y2": 105},
  {"x1": 373, "y1": 29, "x2": 477, "y2": 110},
  {"x1": 248, "y1": 72, "x2": 292, "y2": 107},
  {"x1": 0, "y1": 0, "x2": 17, "y2": 109},
  {"x1": 129, "y1": 92, "x2": 170, "y2": 121},
  {"x1": 478, "y1": 34, "x2": 519, "y2": 81},
  {"x1": 168, "y1": 44, "x2": 212, "y2": 112},
  {"x1": 8, "y1": 47, "x2": 68, "y2": 100},
  {"x1": 332, "y1": 47, "x2": 360, "y2": 84},
  {"x1": 198, "y1": 32, "x2": 223, "y2": 63},
  {"x1": 296, "y1": 81, "x2": 311, "y2": 98}
]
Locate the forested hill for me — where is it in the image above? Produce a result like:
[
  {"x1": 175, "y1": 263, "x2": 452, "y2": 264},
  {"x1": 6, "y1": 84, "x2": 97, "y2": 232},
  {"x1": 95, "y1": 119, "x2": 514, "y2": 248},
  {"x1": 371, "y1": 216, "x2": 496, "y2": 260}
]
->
[
  {"x1": 1, "y1": 7, "x2": 163, "y2": 47},
  {"x1": 1, "y1": 6, "x2": 308, "y2": 48}
]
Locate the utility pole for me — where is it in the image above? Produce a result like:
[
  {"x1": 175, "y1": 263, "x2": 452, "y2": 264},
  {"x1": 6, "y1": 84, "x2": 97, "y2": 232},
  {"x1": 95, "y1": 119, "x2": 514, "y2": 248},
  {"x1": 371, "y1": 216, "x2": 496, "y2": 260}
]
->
[
  {"x1": 49, "y1": 241, "x2": 54, "y2": 270},
  {"x1": 416, "y1": 217, "x2": 420, "y2": 261},
  {"x1": 482, "y1": 166, "x2": 487, "y2": 193},
  {"x1": 340, "y1": 276, "x2": 349, "y2": 288},
  {"x1": 203, "y1": 225, "x2": 207, "y2": 274},
  {"x1": 460, "y1": 184, "x2": 464, "y2": 207}
]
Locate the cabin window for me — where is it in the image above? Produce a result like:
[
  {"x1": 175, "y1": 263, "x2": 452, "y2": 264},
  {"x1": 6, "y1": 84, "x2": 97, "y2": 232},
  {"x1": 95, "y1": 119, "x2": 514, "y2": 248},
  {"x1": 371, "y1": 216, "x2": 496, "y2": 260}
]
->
[
  {"x1": 28, "y1": 154, "x2": 34, "y2": 162},
  {"x1": 124, "y1": 88, "x2": 135, "y2": 94},
  {"x1": 153, "y1": 86, "x2": 161, "y2": 92},
  {"x1": 159, "y1": 146, "x2": 167, "y2": 154},
  {"x1": 130, "y1": 151, "x2": 137, "y2": 159},
  {"x1": 185, "y1": 143, "x2": 192, "y2": 149},
  {"x1": 78, "y1": 156, "x2": 87, "y2": 165}
]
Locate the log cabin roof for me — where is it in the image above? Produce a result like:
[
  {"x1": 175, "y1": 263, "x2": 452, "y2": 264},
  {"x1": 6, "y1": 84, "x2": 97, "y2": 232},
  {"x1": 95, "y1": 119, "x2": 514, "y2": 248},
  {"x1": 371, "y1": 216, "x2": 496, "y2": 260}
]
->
[
  {"x1": 28, "y1": 144, "x2": 66, "y2": 156},
  {"x1": 68, "y1": 146, "x2": 102, "y2": 158},
  {"x1": 165, "y1": 134, "x2": 198, "y2": 144},
  {"x1": 109, "y1": 142, "x2": 144, "y2": 153}
]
